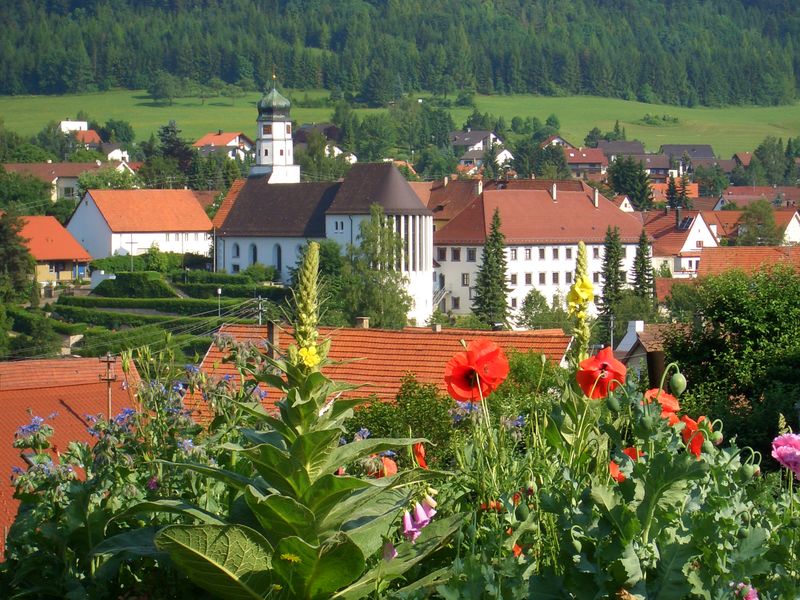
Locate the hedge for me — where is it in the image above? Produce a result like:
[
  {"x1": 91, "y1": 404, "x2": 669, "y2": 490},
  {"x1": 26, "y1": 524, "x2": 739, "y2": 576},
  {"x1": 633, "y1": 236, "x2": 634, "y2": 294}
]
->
[
  {"x1": 167, "y1": 270, "x2": 252, "y2": 285},
  {"x1": 53, "y1": 304, "x2": 205, "y2": 329},
  {"x1": 176, "y1": 283, "x2": 291, "y2": 301},
  {"x1": 93, "y1": 272, "x2": 178, "y2": 298},
  {"x1": 57, "y1": 296, "x2": 242, "y2": 315},
  {"x1": 90, "y1": 253, "x2": 209, "y2": 274},
  {"x1": 7, "y1": 307, "x2": 40, "y2": 336},
  {"x1": 76, "y1": 326, "x2": 212, "y2": 362}
]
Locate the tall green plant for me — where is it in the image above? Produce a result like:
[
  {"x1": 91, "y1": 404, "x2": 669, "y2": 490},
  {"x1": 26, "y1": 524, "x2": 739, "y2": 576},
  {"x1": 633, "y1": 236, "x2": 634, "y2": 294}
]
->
[
  {"x1": 141, "y1": 241, "x2": 458, "y2": 599},
  {"x1": 473, "y1": 208, "x2": 510, "y2": 328}
]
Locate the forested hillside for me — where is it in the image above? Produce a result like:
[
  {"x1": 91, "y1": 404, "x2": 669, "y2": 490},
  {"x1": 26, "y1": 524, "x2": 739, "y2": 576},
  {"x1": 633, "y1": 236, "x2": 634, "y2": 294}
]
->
[{"x1": 1, "y1": 0, "x2": 799, "y2": 106}]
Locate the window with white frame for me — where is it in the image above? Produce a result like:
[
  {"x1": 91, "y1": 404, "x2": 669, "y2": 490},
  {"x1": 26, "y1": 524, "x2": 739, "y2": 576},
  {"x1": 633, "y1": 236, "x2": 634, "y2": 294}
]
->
[
  {"x1": 467, "y1": 247, "x2": 477, "y2": 262},
  {"x1": 525, "y1": 248, "x2": 532, "y2": 260},
  {"x1": 461, "y1": 273, "x2": 469, "y2": 286},
  {"x1": 510, "y1": 248, "x2": 517, "y2": 260}
]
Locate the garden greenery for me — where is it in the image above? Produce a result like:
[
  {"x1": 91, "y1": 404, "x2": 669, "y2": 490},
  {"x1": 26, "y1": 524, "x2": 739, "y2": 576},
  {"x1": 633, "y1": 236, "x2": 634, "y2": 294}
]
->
[{"x1": 2, "y1": 243, "x2": 799, "y2": 598}]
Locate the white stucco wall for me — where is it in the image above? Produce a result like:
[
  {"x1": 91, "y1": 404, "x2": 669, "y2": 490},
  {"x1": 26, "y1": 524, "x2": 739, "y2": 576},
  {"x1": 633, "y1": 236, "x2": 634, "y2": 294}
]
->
[
  {"x1": 67, "y1": 195, "x2": 113, "y2": 258},
  {"x1": 216, "y1": 236, "x2": 315, "y2": 279},
  {"x1": 434, "y1": 241, "x2": 639, "y2": 325},
  {"x1": 783, "y1": 214, "x2": 800, "y2": 244},
  {"x1": 111, "y1": 232, "x2": 211, "y2": 257}
]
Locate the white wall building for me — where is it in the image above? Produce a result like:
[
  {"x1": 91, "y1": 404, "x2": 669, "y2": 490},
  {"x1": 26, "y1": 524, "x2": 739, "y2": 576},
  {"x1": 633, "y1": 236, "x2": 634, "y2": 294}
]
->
[
  {"x1": 68, "y1": 189, "x2": 213, "y2": 259},
  {"x1": 433, "y1": 183, "x2": 645, "y2": 324},
  {"x1": 643, "y1": 209, "x2": 718, "y2": 278}
]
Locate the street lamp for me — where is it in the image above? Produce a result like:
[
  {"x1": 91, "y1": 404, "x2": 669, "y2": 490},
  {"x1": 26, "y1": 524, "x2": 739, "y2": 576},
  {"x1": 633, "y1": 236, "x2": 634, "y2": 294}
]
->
[{"x1": 217, "y1": 287, "x2": 222, "y2": 317}]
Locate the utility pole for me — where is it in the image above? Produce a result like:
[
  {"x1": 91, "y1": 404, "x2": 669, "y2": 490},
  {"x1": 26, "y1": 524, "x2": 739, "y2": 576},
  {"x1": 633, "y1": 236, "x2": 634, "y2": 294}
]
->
[
  {"x1": 98, "y1": 353, "x2": 117, "y2": 418},
  {"x1": 609, "y1": 314, "x2": 615, "y2": 350},
  {"x1": 217, "y1": 287, "x2": 222, "y2": 317},
  {"x1": 257, "y1": 296, "x2": 263, "y2": 325}
]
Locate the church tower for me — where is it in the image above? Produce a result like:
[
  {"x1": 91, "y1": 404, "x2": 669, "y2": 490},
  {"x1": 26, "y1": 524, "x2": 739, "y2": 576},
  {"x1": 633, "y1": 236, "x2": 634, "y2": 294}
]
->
[{"x1": 250, "y1": 77, "x2": 301, "y2": 183}]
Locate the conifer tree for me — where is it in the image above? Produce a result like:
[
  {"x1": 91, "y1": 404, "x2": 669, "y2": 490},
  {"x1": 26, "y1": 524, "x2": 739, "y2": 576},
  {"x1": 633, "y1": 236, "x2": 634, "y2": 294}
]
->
[
  {"x1": 472, "y1": 208, "x2": 510, "y2": 328},
  {"x1": 599, "y1": 226, "x2": 624, "y2": 339},
  {"x1": 632, "y1": 229, "x2": 654, "y2": 301},
  {"x1": 0, "y1": 211, "x2": 34, "y2": 303},
  {"x1": 666, "y1": 175, "x2": 678, "y2": 208},
  {"x1": 678, "y1": 173, "x2": 691, "y2": 208}
]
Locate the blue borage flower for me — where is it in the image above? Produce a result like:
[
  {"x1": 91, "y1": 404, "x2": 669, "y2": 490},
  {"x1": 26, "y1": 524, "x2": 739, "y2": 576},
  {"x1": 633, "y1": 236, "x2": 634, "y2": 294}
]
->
[
  {"x1": 379, "y1": 450, "x2": 397, "y2": 458},
  {"x1": 355, "y1": 427, "x2": 371, "y2": 441},
  {"x1": 178, "y1": 438, "x2": 195, "y2": 453},
  {"x1": 16, "y1": 416, "x2": 45, "y2": 437},
  {"x1": 185, "y1": 364, "x2": 200, "y2": 375}
]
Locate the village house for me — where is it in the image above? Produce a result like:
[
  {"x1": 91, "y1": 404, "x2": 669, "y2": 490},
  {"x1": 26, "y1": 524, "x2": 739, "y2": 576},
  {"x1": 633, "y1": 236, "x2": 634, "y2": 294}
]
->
[
  {"x1": 713, "y1": 186, "x2": 800, "y2": 210},
  {"x1": 0, "y1": 358, "x2": 137, "y2": 554},
  {"x1": 3, "y1": 161, "x2": 134, "y2": 202},
  {"x1": 642, "y1": 208, "x2": 718, "y2": 277},
  {"x1": 449, "y1": 129, "x2": 513, "y2": 175},
  {"x1": 20, "y1": 215, "x2": 92, "y2": 283},
  {"x1": 702, "y1": 209, "x2": 800, "y2": 245},
  {"x1": 630, "y1": 154, "x2": 674, "y2": 184},
  {"x1": 193, "y1": 130, "x2": 254, "y2": 161},
  {"x1": 184, "y1": 322, "x2": 573, "y2": 419},
  {"x1": 660, "y1": 144, "x2": 716, "y2": 167},
  {"x1": 432, "y1": 181, "x2": 644, "y2": 321},
  {"x1": 563, "y1": 147, "x2": 608, "y2": 180},
  {"x1": 213, "y1": 85, "x2": 433, "y2": 324},
  {"x1": 540, "y1": 135, "x2": 576, "y2": 149},
  {"x1": 597, "y1": 140, "x2": 645, "y2": 162},
  {"x1": 67, "y1": 189, "x2": 213, "y2": 259}
]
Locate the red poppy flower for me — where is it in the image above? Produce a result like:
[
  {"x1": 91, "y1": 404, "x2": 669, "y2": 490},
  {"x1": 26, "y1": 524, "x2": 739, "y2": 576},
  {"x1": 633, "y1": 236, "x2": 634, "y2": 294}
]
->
[
  {"x1": 444, "y1": 339, "x2": 510, "y2": 401},
  {"x1": 609, "y1": 447, "x2": 645, "y2": 483},
  {"x1": 513, "y1": 543, "x2": 523, "y2": 557},
  {"x1": 681, "y1": 415, "x2": 708, "y2": 458},
  {"x1": 576, "y1": 347, "x2": 627, "y2": 399},
  {"x1": 413, "y1": 442, "x2": 428, "y2": 469},
  {"x1": 643, "y1": 388, "x2": 680, "y2": 419},
  {"x1": 367, "y1": 455, "x2": 398, "y2": 478}
]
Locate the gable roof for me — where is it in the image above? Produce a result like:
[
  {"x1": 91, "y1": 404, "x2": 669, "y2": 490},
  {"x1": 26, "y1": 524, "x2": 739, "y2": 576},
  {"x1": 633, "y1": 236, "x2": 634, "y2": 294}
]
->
[
  {"x1": 216, "y1": 177, "x2": 339, "y2": 237},
  {"x1": 597, "y1": 140, "x2": 645, "y2": 156},
  {"x1": 718, "y1": 186, "x2": 800, "y2": 208},
  {"x1": 660, "y1": 144, "x2": 716, "y2": 160},
  {"x1": 420, "y1": 178, "x2": 481, "y2": 223},
  {"x1": 212, "y1": 179, "x2": 246, "y2": 229},
  {"x1": 3, "y1": 161, "x2": 122, "y2": 182},
  {"x1": 642, "y1": 209, "x2": 710, "y2": 257},
  {"x1": 0, "y1": 358, "x2": 138, "y2": 554},
  {"x1": 563, "y1": 147, "x2": 607, "y2": 165},
  {"x1": 692, "y1": 197, "x2": 719, "y2": 211},
  {"x1": 449, "y1": 130, "x2": 495, "y2": 147},
  {"x1": 20, "y1": 216, "x2": 91, "y2": 262},
  {"x1": 733, "y1": 152, "x2": 752, "y2": 167},
  {"x1": 193, "y1": 131, "x2": 253, "y2": 148},
  {"x1": 540, "y1": 135, "x2": 576, "y2": 149},
  {"x1": 74, "y1": 129, "x2": 102, "y2": 145},
  {"x1": 325, "y1": 163, "x2": 430, "y2": 216},
  {"x1": 87, "y1": 189, "x2": 213, "y2": 233},
  {"x1": 691, "y1": 158, "x2": 736, "y2": 173},
  {"x1": 630, "y1": 154, "x2": 670, "y2": 170},
  {"x1": 185, "y1": 324, "x2": 572, "y2": 420},
  {"x1": 697, "y1": 246, "x2": 800, "y2": 277},
  {"x1": 434, "y1": 182, "x2": 643, "y2": 245}
]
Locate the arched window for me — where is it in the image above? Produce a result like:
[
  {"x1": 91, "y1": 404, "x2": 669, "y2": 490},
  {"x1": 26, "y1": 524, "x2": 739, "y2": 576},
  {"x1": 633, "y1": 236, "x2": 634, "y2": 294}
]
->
[
  {"x1": 249, "y1": 243, "x2": 257, "y2": 265},
  {"x1": 273, "y1": 244, "x2": 282, "y2": 274},
  {"x1": 232, "y1": 243, "x2": 240, "y2": 258}
]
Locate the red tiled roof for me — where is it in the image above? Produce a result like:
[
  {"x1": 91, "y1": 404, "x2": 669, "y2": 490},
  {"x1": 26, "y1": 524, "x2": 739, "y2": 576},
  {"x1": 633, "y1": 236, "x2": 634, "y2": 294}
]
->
[
  {"x1": 638, "y1": 323, "x2": 682, "y2": 352},
  {"x1": 720, "y1": 186, "x2": 800, "y2": 204},
  {"x1": 89, "y1": 189, "x2": 213, "y2": 233},
  {"x1": 212, "y1": 179, "x2": 246, "y2": 229},
  {"x1": 193, "y1": 190, "x2": 220, "y2": 210},
  {"x1": 74, "y1": 129, "x2": 102, "y2": 145},
  {"x1": 733, "y1": 152, "x2": 752, "y2": 167},
  {"x1": 185, "y1": 324, "x2": 572, "y2": 421},
  {"x1": 20, "y1": 216, "x2": 91, "y2": 262},
  {"x1": 422, "y1": 179, "x2": 482, "y2": 224},
  {"x1": 193, "y1": 132, "x2": 251, "y2": 147},
  {"x1": 702, "y1": 209, "x2": 798, "y2": 242},
  {"x1": 654, "y1": 277, "x2": 695, "y2": 303},
  {"x1": 697, "y1": 246, "x2": 800, "y2": 277},
  {"x1": 651, "y1": 182, "x2": 699, "y2": 201},
  {"x1": 642, "y1": 210, "x2": 705, "y2": 257},
  {"x1": 3, "y1": 162, "x2": 120, "y2": 182},
  {"x1": 692, "y1": 197, "x2": 718, "y2": 211},
  {"x1": 434, "y1": 184, "x2": 642, "y2": 245},
  {"x1": 0, "y1": 358, "x2": 139, "y2": 553},
  {"x1": 563, "y1": 147, "x2": 607, "y2": 166}
]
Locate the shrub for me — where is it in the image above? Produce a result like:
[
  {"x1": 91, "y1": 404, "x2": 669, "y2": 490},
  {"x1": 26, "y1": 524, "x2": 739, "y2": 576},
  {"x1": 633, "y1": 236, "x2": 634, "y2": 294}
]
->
[
  {"x1": 57, "y1": 295, "x2": 243, "y2": 315},
  {"x1": 175, "y1": 283, "x2": 290, "y2": 301},
  {"x1": 93, "y1": 272, "x2": 177, "y2": 298}
]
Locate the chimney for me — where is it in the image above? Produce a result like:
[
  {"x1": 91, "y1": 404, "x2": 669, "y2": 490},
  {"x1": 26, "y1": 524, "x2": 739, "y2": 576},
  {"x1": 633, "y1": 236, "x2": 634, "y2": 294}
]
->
[
  {"x1": 593, "y1": 187, "x2": 599, "y2": 208},
  {"x1": 431, "y1": 323, "x2": 442, "y2": 333},
  {"x1": 675, "y1": 206, "x2": 682, "y2": 227},
  {"x1": 266, "y1": 321, "x2": 280, "y2": 358},
  {"x1": 218, "y1": 129, "x2": 223, "y2": 135},
  {"x1": 551, "y1": 183, "x2": 557, "y2": 201},
  {"x1": 355, "y1": 316, "x2": 370, "y2": 329}
]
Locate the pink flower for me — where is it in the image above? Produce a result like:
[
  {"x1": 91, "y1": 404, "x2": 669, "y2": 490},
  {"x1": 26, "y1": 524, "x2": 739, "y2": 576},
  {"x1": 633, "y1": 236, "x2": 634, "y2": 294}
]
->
[
  {"x1": 147, "y1": 476, "x2": 159, "y2": 491},
  {"x1": 421, "y1": 496, "x2": 437, "y2": 520},
  {"x1": 772, "y1": 433, "x2": 800, "y2": 479},
  {"x1": 413, "y1": 501, "x2": 430, "y2": 529},
  {"x1": 401, "y1": 510, "x2": 419, "y2": 542},
  {"x1": 383, "y1": 541, "x2": 397, "y2": 561}
]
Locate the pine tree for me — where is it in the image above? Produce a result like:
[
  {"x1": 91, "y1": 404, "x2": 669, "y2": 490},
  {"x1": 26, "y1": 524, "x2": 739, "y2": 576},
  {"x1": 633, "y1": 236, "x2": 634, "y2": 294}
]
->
[
  {"x1": 632, "y1": 229, "x2": 654, "y2": 301},
  {"x1": 599, "y1": 226, "x2": 624, "y2": 340},
  {"x1": 0, "y1": 211, "x2": 34, "y2": 302},
  {"x1": 666, "y1": 175, "x2": 678, "y2": 208},
  {"x1": 678, "y1": 173, "x2": 691, "y2": 208},
  {"x1": 472, "y1": 208, "x2": 510, "y2": 328}
]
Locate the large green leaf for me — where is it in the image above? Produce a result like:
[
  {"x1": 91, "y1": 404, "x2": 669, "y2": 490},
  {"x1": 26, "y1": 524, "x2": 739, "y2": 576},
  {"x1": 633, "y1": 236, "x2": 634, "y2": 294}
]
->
[
  {"x1": 302, "y1": 474, "x2": 372, "y2": 518},
  {"x1": 273, "y1": 533, "x2": 365, "y2": 600},
  {"x1": 108, "y1": 499, "x2": 227, "y2": 529},
  {"x1": 290, "y1": 429, "x2": 345, "y2": 481},
  {"x1": 649, "y1": 541, "x2": 694, "y2": 599},
  {"x1": 244, "y1": 486, "x2": 318, "y2": 546},
  {"x1": 320, "y1": 437, "x2": 426, "y2": 475},
  {"x1": 244, "y1": 443, "x2": 310, "y2": 497},
  {"x1": 240, "y1": 428, "x2": 289, "y2": 451},
  {"x1": 333, "y1": 514, "x2": 462, "y2": 600},
  {"x1": 158, "y1": 460, "x2": 254, "y2": 492},
  {"x1": 337, "y1": 488, "x2": 408, "y2": 556},
  {"x1": 155, "y1": 524, "x2": 273, "y2": 600}
]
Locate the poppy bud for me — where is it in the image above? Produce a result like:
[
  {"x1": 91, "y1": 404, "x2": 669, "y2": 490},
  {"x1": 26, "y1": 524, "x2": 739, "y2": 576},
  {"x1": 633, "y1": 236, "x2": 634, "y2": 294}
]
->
[
  {"x1": 606, "y1": 394, "x2": 621, "y2": 413},
  {"x1": 741, "y1": 464, "x2": 757, "y2": 479},
  {"x1": 515, "y1": 502, "x2": 530, "y2": 520},
  {"x1": 710, "y1": 431, "x2": 723, "y2": 445},
  {"x1": 670, "y1": 372, "x2": 687, "y2": 396},
  {"x1": 702, "y1": 440, "x2": 715, "y2": 454}
]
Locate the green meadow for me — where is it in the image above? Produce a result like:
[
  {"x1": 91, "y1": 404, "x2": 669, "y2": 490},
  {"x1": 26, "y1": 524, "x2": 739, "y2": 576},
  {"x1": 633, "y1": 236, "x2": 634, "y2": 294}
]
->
[{"x1": 1, "y1": 89, "x2": 800, "y2": 157}]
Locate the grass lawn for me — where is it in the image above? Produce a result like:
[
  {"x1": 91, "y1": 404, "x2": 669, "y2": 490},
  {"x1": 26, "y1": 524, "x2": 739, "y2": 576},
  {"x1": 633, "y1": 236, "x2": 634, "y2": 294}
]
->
[{"x1": 1, "y1": 89, "x2": 800, "y2": 157}]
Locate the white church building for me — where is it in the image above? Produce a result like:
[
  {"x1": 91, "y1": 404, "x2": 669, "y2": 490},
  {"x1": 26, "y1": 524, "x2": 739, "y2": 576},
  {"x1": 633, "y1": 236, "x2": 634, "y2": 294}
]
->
[{"x1": 213, "y1": 84, "x2": 434, "y2": 324}]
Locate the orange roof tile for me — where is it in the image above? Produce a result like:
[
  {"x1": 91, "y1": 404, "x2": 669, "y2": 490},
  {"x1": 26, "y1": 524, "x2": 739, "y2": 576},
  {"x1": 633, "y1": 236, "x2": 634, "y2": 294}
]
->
[
  {"x1": 193, "y1": 190, "x2": 220, "y2": 210},
  {"x1": 434, "y1": 184, "x2": 642, "y2": 245},
  {"x1": 193, "y1": 132, "x2": 252, "y2": 147},
  {"x1": 642, "y1": 210, "x2": 705, "y2": 257},
  {"x1": 0, "y1": 358, "x2": 139, "y2": 554},
  {"x1": 212, "y1": 179, "x2": 246, "y2": 229},
  {"x1": 185, "y1": 324, "x2": 572, "y2": 421},
  {"x1": 701, "y1": 209, "x2": 798, "y2": 242},
  {"x1": 20, "y1": 216, "x2": 91, "y2": 262},
  {"x1": 697, "y1": 246, "x2": 800, "y2": 277},
  {"x1": 692, "y1": 197, "x2": 719, "y2": 211},
  {"x1": 74, "y1": 129, "x2": 102, "y2": 145},
  {"x1": 651, "y1": 182, "x2": 699, "y2": 201},
  {"x1": 89, "y1": 189, "x2": 213, "y2": 233},
  {"x1": 563, "y1": 147, "x2": 607, "y2": 165}
]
